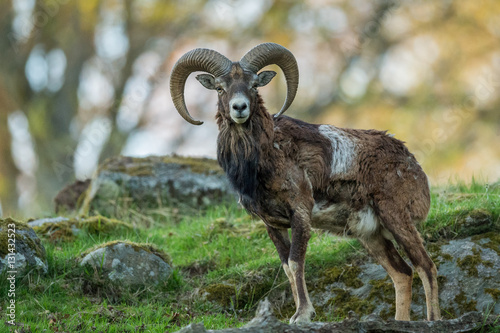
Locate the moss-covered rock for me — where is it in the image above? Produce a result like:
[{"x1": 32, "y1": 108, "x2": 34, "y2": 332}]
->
[
  {"x1": 0, "y1": 217, "x2": 47, "y2": 274},
  {"x1": 29, "y1": 216, "x2": 132, "y2": 242},
  {"x1": 306, "y1": 233, "x2": 500, "y2": 321},
  {"x1": 322, "y1": 265, "x2": 363, "y2": 289},
  {"x1": 428, "y1": 209, "x2": 495, "y2": 241},
  {"x1": 78, "y1": 155, "x2": 236, "y2": 217},
  {"x1": 203, "y1": 282, "x2": 237, "y2": 307},
  {"x1": 80, "y1": 240, "x2": 172, "y2": 286}
]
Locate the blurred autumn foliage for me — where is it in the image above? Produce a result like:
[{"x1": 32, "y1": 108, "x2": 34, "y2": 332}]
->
[{"x1": 0, "y1": 0, "x2": 499, "y2": 216}]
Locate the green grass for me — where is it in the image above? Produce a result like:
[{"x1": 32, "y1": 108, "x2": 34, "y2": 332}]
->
[
  {"x1": 0, "y1": 181, "x2": 499, "y2": 332},
  {"x1": 423, "y1": 179, "x2": 500, "y2": 240}
]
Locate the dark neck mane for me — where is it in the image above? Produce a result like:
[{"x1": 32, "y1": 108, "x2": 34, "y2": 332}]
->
[{"x1": 216, "y1": 94, "x2": 274, "y2": 212}]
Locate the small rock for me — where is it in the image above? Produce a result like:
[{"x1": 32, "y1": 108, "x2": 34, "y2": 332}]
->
[
  {"x1": 457, "y1": 209, "x2": 492, "y2": 236},
  {"x1": 0, "y1": 217, "x2": 48, "y2": 274},
  {"x1": 28, "y1": 217, "x2": 70, "y2": 227},
  {"x1": 175, "y1": 323, "x2": 207, "y2": 333},
  {"x1": 80, "y1": 241, "x2": 172, "y2": 286}
]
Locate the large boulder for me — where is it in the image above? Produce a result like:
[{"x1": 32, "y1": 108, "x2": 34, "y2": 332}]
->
[
  {"x1": 78, "y1": 155, "x2": 236, "y2": 217},
  {"x1": 309, "y1": 232, "x2": 500, "y2": 320},
  {"x1": 0, "y1": 218, "x2": 48, "y2": 274},
  {"x1": 80, "y1": 241, "x2": 173, "y2": 286}
]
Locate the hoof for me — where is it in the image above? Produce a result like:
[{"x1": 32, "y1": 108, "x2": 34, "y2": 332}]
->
[{"x1": 289, "y1": 307, "x2": 316, "y2": 324}]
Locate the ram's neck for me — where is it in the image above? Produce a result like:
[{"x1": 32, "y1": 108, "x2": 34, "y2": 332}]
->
[{"x1": 216, "y1": 94, "x2": 275, "y2": 211}]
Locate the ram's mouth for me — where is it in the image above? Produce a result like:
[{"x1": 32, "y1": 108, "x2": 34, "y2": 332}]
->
[{"x1": 232, "y1": 116, "x2": 248, "y2": 124}]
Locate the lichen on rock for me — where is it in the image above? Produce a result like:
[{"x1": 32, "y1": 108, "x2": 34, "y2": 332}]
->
[
  {"x1": 80, "y1": 240, "x2": 172, "y2": 286},
  {"x1": 0, "y1": 217, "x2": 48, "y2": 274}
]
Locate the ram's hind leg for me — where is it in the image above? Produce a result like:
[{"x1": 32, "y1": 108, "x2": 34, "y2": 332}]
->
[
  {"x1": 377, "y1": 205, "x2": 441, "y2": 321},
  {"x1": 359, "y1": 233, "x2": 413, "y2": 321}
]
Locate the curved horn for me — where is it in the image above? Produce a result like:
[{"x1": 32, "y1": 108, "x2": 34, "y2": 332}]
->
[
  {"x1": 170, "y1": 48, "x2": 233, "y2": 125},
  {"x1": 240, "y1": 43, "x2": 299, "y2": 117}
]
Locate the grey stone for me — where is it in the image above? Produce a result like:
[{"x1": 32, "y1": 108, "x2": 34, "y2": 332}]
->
[
  {"x1": 28, "y1": 217, "x2": 70, "y2": 227},
  {"x1": 80, "y1": 241, "x2": 172, "y2": 286},
  {"x1": 78, "y1": 156, "x2": 236, "y2": 217},
  {"x1": 307, "y1": 235, "x2": 500, "y2": 321},
  {"x1": 0, "y1": 218, "x2": 47, "y2": 275}
]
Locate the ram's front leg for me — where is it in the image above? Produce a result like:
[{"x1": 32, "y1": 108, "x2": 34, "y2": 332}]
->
[
  {"x1": 266, "y1": 226, "x2": 298, "y2": 306},
  {"x1": 267, "y1": 222, "x2": 314, "y2": 324},
  {"x1": 288, "y1": 209, "x2": 315, "y2": 324}
]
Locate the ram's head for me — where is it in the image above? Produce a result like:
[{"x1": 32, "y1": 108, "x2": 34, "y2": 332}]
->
[{"x1": 170, "y1": 43, "x2": 299, "y2": 125}]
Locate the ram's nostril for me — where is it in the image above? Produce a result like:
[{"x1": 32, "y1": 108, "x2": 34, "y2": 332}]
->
[{"x1": 232, "y1": 103, "x2": 248, "y2": 112}]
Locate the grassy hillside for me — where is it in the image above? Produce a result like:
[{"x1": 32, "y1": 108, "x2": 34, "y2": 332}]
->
[{"x1": 0, "y1": 181, "x2": 499, "y2": 332}]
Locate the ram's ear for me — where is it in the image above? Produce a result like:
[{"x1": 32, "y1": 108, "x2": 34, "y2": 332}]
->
[
  {"x1": 195, "y1": 74, "x2": 216, "y2": 90},
  {"x1": 256, "y1": 71, "x2": 277, "y2": 87}
]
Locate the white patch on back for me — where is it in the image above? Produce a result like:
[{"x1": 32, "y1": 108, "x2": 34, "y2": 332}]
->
[{"x1": 318, "y1": 125, "x2": 357, "y2": 176}]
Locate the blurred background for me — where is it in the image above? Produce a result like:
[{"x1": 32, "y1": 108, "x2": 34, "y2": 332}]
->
[{"x1": 0, "y1": 0, "x2": 499, "y2": 217}]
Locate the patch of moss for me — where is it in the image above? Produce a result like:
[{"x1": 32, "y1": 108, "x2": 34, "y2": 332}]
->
[
  {"x1": 160, "y1": 155, "x2": 224, "y2": 175},
  {"x1": 0, "y1": 217, "x2": 32, "y2": 231},
  {"x1": 437, "y1": 275, "x2": 447, "y2": 286},
  {"x1": 454, "y1": 291, "x2": 477, "y2": 312},
  {"x1": 99, "y1": 155, "x2": 224, "y2": 176},
  {"x1": 81, "y1": 216, "x2": 132, "y2": 234},
  {"x1": 485, "y1": 288, "x2": 500, "y2": 301},
  {"x1": 327, "y1": 287, "x2": 375, "y2": 319},
  {"x1": 239, "y1": 277, "x2": 274, "y2": 309},
  {"x1": 203, "y1": 218, "x2": 267, "y2": 241},
  {"x1": 34, "y1": 216, "x2": 132, "y2": 242},
  {"x1": 0, "y1": 218, "x2": 45, "y2": 260},
  {"x1": 426, "y1": 242, "x2": 441, "y2": 254},
  {"x1": 368, "y1": 278, "x2": 395, "y2": 302},
  {"x1": 472, "y1": 232, "x2": 500, "y2": 256},
  {"x1": 203, "y1": 268, "x2": 276, "y2": 310},
  {"x1": 441, "y1": 253, "x2": 453, "y2": 262},
  {"x1": 441, "y1": 306, "x2": 457, "y2": 319},
  {"x1": 204, "y1": 283, "x2": 237, "y2": 307},
  {"x1": 456, "y1": 247, "x2": 494, "y2": 277},
  {"x1": 453, "y1": 209, "x2": 493, "y2": 238},
  {"x1": 379, "y1": 304, "x2": 396, "y2": 321},
  {"x1": 320, "y1": 265, "x2": 363, "y2": 289},
  {"x1": 81, "y1": 240, "x2": 172, "y2": 266}
]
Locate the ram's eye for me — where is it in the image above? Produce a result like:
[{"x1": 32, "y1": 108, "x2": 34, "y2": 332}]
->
[{"x1": 216, "y1": 87, "x2": 224, "y2": 94}]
